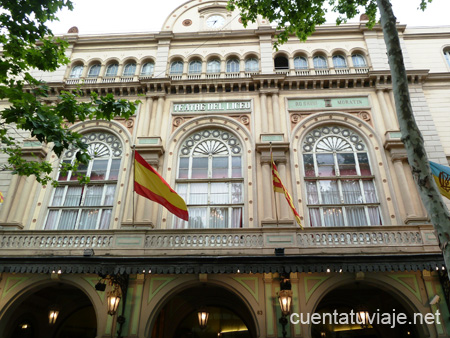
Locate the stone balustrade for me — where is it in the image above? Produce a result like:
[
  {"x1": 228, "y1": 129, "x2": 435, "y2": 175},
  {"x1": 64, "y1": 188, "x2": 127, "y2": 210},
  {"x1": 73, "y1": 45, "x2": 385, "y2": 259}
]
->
[{"x1": 0, "y1": 225, "x2": 439, "y2": 256}]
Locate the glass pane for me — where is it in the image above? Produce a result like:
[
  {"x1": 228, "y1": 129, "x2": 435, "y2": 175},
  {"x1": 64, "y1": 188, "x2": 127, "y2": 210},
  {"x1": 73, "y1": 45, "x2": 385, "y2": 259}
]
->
[
  {"x1": 358, "y1": 153, "x2": 371, "y2": 175},
  {"x1": 189, "y1": 183, "x2": 208, "y2": 204},
  {"x1": 368, "y1": 207, "x2": 382, "y2": 225},
  {"x1": 212, "y1": 157, "x2": 228, "y2": 178},
  {"x1": 306, "y1": 181, "x2": 319, "y2": 204},
  {"x1": 232, "y1": 208, "x2": 243, "y2": 228},
  {"x1": 70, "y1": 163, "x2": 88, "y2": 181},
  {"x1": 79, "y1": 209, "x2": 100, "y2": 230},
  {"x1": 210, "y1": 183, "x2": 229, "y2": 204},
  {"x1": 231, "y1": 183, "x2": 243, "y2": 203},
  {"x1": 207, "y1": 60, "x2": 220, "y2": 73},
  {"x1": 106, "y1": 64, "x2": 118, "y2": 77},
  {"x1": 337, "y1": 153, "x2": 357, "y2": 176},
  {"x1": 51, "y1": 187, "x2": 65, "y2": 206},
  {"x1": 99, "y1": 209, "x2": 112, "y2": 229},
  {"x1": 64, "y1": 186, "x2": 83, "y2": 206},
  {"x1": 88, "y1": 64, "x2": 100, "y2": 77},
  {"x1": 108, "y1": 159, "x2": 121, "y2": 180},
  {"x1": 191, "y1": 157, "x2": 208, "y2": 178},
  {"x1": 176, "y1": 184, "x2": 188, "y2": 203},
  {"x1": 309, "y1": 208, "x2": 322, "y2": 227},
  {"x1": 319, "y1": 180, "x2": 340, "y2": 204},
  {"x1": 45, "y1": 210, "x2": 59, "y2": 230},
  {"x1": 210, "y1": 207, "x2": 228, "y2": 228},
  {"x1": 189, "y1": 61, "x2": 202, "y2": 74},
  {"x1": 323, "y1": 207, "x2": 344, "y2": 226},
  {"x1": 188, "y1": 207, "x2": 207, "y2": 228},
  {"x1": 314, "y1": 56, "x2": 327, "y2": 69},
  {"x1": 316, "y1": 154, "x2": 335, "y2": 176},
  {"x1": 141, "y1": 62, "x2": 154, "y2": 75},
  {"x1": 178, "y1": 157, "x2": 189, "y2": 179},
  {"x1": 227, "y1": 59, "x2": 239, "y2": 72},
  {"x1": 90, "y1": 159, "x2": 108, "y2": 180},
  {"x1": 363, "y1": 180, "x2": 378, "y2": 203},
  {"x1": 58, "y1": 160, "x2": 72, "y2": 181},
  {"x1": 294, "y1": 57, "x2": 308, "y2": 69},
  {"x1": 303, "y1": 154, "x2": 315, "y2": 177},
  {"x1": 346, "y1": 207, "x2": 367, "y2": 226},
  {"x1": 232, "y1": 156, "x2": 242, "y2": 178},
  {"x1": 58, "y1": 210, "x2": 78, "y2": 230},
  {"x1": 123, "y1": 63, "x2": 136, "y2": 76},
  {"x1": 333, "y1": 55, "x2": 347, "y2": 68},
  {"x1": 104, "y1": 185, "x2": 116, "y2": 205},
  {"x1": 84, "y1": 185, "x2": 103, "y2": 206},
  {"x1": 342, "y1": 180, "x2": 363, "y2": 204}
]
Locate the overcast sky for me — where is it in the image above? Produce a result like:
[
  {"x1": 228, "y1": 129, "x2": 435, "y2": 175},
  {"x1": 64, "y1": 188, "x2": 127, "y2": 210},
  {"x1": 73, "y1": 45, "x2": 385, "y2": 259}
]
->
[{"x1": 47, "y1": 0, "x2": 450, "y2": 35}]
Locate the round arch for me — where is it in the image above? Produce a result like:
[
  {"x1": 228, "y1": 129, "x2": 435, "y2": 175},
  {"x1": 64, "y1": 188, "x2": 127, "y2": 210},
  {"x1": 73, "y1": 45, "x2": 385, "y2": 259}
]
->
[{"x1": 143, "y1": 277, "x2": 261, "y2": 338}]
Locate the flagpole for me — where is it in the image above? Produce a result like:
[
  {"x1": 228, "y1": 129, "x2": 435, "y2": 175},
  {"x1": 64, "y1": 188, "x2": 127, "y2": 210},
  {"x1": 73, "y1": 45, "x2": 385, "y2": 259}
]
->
[
  {"x1": 270, "y1": 142, "x2": 280, "y2": 228},
  {"x1": 132, "y1": 145, "x2": 136, "y2": 228}
]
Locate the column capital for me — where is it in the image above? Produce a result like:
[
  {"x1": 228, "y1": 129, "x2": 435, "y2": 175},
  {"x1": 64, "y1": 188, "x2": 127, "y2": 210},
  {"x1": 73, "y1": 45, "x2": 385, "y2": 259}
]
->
[{"x1": 256, "y1": 142, "x2": 290, "y2": 163}]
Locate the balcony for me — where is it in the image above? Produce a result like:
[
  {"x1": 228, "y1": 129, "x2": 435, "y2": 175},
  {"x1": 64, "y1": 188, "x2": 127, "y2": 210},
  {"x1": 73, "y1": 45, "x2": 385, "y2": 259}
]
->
[{"x1": 0, "y1": 224, "x2": 439, "y2": 257}]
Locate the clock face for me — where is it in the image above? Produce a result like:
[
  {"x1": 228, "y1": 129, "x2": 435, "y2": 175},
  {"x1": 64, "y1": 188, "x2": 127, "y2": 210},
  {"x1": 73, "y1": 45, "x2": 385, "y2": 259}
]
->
[{"x1": 206, "y1": 15, "x2": 225, "y2": 28}]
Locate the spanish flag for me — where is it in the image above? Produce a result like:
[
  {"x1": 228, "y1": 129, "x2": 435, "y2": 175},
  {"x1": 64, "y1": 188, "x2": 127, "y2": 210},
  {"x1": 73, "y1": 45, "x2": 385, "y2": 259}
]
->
[
  {"x1": 271, "y1": 155, "x2": 303, "y2": 229},
  {"x1": 429, "y1": 161, "x2": 450, "y2": 200},
  {"x1": 134, "y1": 151, "x2": 189, "y2": 221}
]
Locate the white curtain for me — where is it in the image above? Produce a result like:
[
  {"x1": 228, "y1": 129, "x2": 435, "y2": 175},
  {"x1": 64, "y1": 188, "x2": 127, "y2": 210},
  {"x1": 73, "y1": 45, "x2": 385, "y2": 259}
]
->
[
  {"x1": 309, "y1": 209, "x2": 322, "y2": 227},
  {"x1": 99, "y1": 209, "x2": 112, "y2": 229},
  {"x1": 189, "y1": 183, "x2": 208, "y2": 204},
  {"x1": 64, "y1": 186, "x2": 83, "y2": 206},
  {"x1": 368, "y1": 207, "x2": 382, "y2": 225},
  {"x1": 104, "y1": 185, "x2": 116, "y2": 205},
  {"x1": 323, "y1": 208, "x2": 344, "y2": 226},
  {"x1": 346, "y1": 207, "x2": 366, "y2": 226},
  {"x1": 231, "y1": 207, "x2": 242, "y2": 228},
  {"x1": 342, "y1": 180, "x2": 362, "y2": 204},
  {"x1": 319, "y1": 181, "x2": 340, "y2": 204},
  {"x1": 306, "y1": 181, "x2": 319, "y2": 204},
  {"x1": 44, "y1": 210, "x2": 59, "y2": 230},
  {"x1": 58, "y1": 210, "x2": 78, "y2": 230},
  {"x1": 52, "y1": 187, "x2": 65, "y2": 206},
  {"x1": 363, "y1": 180, "x2": 378, "y2": 203},
  {"x1": 188, "y1": 207, "x2": 206, "y2": 229},
  {"x1": 79, "y1": 209, "x2": 99, "y2": 230},
  {"x1": 210, "y1": 183, "x2": 228, "y2": 204},
  {"x1": 209, "y1": 207, "x2": 228, "y2": 228},
  {"x1": 84, "y1": 185, "x2": 103, "y2": 206},
  {"x1": 231, "y1": 183, "x2": 243, "y2": 203}
]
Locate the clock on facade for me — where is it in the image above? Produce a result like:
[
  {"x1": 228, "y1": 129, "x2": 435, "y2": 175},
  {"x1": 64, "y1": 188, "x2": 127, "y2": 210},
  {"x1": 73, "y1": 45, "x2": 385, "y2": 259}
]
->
[{"x1": 206, "y1": 15, "x2": 225, "y2": 28}]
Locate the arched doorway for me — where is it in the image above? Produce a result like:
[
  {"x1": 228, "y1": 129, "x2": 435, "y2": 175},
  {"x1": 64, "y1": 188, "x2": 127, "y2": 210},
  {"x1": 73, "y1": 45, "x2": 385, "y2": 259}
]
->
[
  {"x1": 151, "y1": 284, "x2": 257, "y2": 338},
  {"x1": 3, "y1": 282, "x2": 97, "y2": 338},
  {"x1": 311, "y1": 282, "x2": 422, "y2": 338}
]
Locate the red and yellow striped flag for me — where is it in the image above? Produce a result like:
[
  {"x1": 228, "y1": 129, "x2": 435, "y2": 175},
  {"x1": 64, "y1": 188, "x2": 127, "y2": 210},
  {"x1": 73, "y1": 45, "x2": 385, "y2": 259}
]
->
[
  {"x1": 134, "y1": 151, "x2": 189, "y2": 221},
  {"x1": 271, "y1": 156, "x2": 303, "y2": 229}
]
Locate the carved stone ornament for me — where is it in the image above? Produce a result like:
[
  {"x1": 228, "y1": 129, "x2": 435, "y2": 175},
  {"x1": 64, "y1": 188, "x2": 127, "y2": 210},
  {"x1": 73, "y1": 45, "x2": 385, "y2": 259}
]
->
[
  {"x1": 240, "y1": 115, "x2": 250, "y2": 125},
  {"x1": 182, "y1": 19, "x2": 193, "y2": 26},
  {"x1": 359, "y1": 111, "x2": 371, "y2": 122},
  {"x1": 126, "y1": 119, "x2": 134, "y2": 128},
  {"x1": 68, "y1": 26, "x2": 79, "y2": 33},
  {"x1": 173, "y1": 117, "x2": 185, "y2": 127},
  {"x1": 291, "y1": 114, "x2": 301, "y2": 124}
]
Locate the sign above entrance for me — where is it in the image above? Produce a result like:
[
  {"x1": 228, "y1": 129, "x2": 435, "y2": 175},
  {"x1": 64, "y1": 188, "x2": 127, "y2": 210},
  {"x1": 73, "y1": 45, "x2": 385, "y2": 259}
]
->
[
  {"x1": 287, "y1": 97, "x2": 370, "y2": 110},
  {"x1": 173, "y1": 101, "x2": 252, "y2": 114}
]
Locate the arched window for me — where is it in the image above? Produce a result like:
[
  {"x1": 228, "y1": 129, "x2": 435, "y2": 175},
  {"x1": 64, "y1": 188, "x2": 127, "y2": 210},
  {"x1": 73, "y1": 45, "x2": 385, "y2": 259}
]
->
[
  {"x1": 123, "y1": 62, "x2": 136, "y2": 76},
  {"x1": 302, "y1": 126, "x2": 382, "y2": 227},
  {"x1": 444, "y1": 48, "x2": 450, "y2": 67},
  {"x1": 207, "y1": 59, "x2": 221, "y2": 73},
  {"x1": 87, "y1": 64, "x2": 101, "y2": 78},
  {"x1": 332, "y1": 55, "x2": 347, "y2": 68},
  {"x1": 105, "y1": 63, "x2": 118, "y2": 77},
  {"x1": 294, "y1": 56, "x2": 308, "y2": 70},
  {"x1": 45, "y1": 132, "x2": 123, "y2": 230},
  {"x1": 313, "y1": 55, "x2": 328, "y2": 69},
  {"x1": 141, "y1": 62, "x2": 154, "y2": 76},
  {"x1": 352, "y1": 54, "x2": 367, "y2": 67},
  {"x1": 69, "y1": 65, "x2": 83, "y2": 78},
  {"x1": 175, "y1": 129, "x2": 244, "y2": 229},
  {"x1": 274, "y1": 55, "x2": 289, "y2": 69},
  {"x1": 245, "y1": 58, "x2": 259, "y2": 72},
  {"x1": 170, "y1": 61, "x2": 184, "y2": 75},
  {"x1": 226, "y1": 58, "x2": 240, "y2": 73},
  {"x1": 189, "y1": 60, "x2": 202, "y2": 74}
]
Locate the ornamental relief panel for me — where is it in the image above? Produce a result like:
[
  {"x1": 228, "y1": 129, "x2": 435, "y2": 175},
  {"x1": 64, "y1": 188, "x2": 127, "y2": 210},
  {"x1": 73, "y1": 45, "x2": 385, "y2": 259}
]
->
[
  {"x1": 172, "y1": 114, "x2": 251, "y2": 132},
  {"x1": 290, "y1": 110, "x2": 373, "y2": 130}
]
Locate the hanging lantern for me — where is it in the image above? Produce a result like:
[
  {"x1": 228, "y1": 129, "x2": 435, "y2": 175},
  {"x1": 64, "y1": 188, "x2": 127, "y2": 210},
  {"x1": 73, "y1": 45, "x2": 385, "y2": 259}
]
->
[
  {"x1": 48, "y1": 306, "x2": 60, "y2": 324},
  {"x1": 198, "y1": 308, "x2": 209, "y2": 329},
  {"x1": 278, "y1": 289, "x2": 293, "y2": 316},
  {"x1": 357, "y1": 308, "x2": 370, "y2": 328},
  {"x1": 107, "y1": 288, "x2": 121, "y2": 316}
]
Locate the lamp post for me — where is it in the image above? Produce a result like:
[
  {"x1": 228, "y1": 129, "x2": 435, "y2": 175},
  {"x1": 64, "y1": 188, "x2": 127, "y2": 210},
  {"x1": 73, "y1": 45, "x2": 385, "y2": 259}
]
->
[
  {"x1": 277, "y1": 273, "x2": 292, "y2": 338},
  {"x1": 107, "y1": 287, "x2": 122, "y2": 316}
]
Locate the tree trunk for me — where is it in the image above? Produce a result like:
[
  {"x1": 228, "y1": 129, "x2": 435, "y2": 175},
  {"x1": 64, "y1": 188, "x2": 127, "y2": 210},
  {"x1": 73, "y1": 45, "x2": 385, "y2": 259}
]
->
[{"x1": 377, "y1": 0, "x2": 450, "y2": 275}]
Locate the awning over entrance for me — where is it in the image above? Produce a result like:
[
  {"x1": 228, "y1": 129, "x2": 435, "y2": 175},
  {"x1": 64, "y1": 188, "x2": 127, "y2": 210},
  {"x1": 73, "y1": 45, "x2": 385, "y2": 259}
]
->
[{"x1": 0, "y1": 254, "x2": 445, "y2": 275}]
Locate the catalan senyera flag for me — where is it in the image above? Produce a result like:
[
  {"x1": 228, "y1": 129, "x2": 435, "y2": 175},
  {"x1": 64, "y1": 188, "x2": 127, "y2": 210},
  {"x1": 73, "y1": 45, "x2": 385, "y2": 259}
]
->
[
  {"x1": 429, "y1": 161, "x2": 450, "y2": 200},
  {"x1": 134, "y1": 151, "x2": 189, "y2": 221},
  {"x1": 0, "y1": 191, "x2": 3, "y2": 204},
  {"x1": 271, "y1": 156, "x2": 303, "y2": 229}
]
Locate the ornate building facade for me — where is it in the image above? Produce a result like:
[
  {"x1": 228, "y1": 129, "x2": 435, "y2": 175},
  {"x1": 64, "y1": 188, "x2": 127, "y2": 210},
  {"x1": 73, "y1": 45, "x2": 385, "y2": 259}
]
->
[{"x1": 1, "y1": 1, "x2": 450, "y2": 337}]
